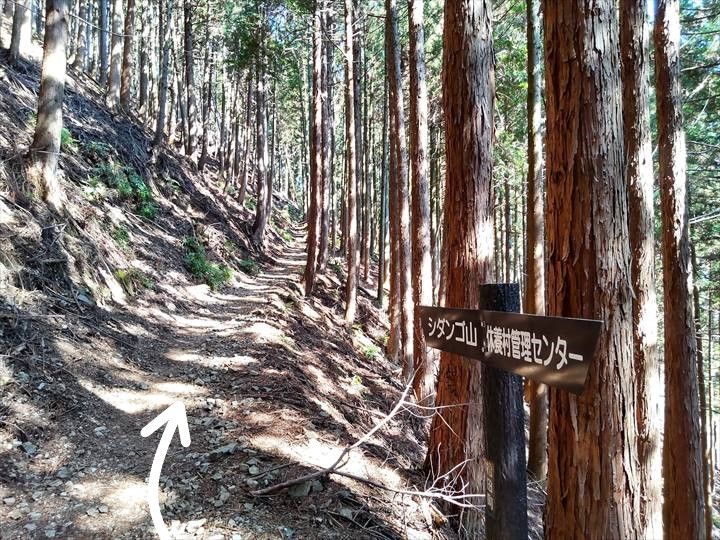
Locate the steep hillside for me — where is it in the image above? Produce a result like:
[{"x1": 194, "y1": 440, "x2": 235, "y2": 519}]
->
[{"x1": 0, "y1": 56, "x2": 441, "y2": 539}]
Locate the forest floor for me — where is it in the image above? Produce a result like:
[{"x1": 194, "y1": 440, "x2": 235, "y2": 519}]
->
[{"x1": 0, "y1": 50, "x2": 462, "y2": 539}]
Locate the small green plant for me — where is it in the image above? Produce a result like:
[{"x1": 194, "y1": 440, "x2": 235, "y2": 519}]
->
[
  {"x1": 91, "y1": 162, "x2": 159, "y2": 219},
  {"x1": 91, "y1": 162, "x2": 124, "y2": 188},
  {"x1": 83, "y1": 140, "x2": 112, "y2": 160},
  {"x1": 224, "y1": 239, "x2": 238, "y2": 253},
  {"x1": 245, "y1": 196, "x2": 257, "y2": 211},
  {"x1": 60, "y1": 127, "x2": 78, "y2": 152},
  {"x1": 83, "y1": 180, "x2": 109, "y2": 201},
  {"x1": 111, "y1": 226, "x2": 130, "y2": 249},
  {"x1": 360, "y1": 342, "x2": 382, "y2": 360},
  {"x1": 183, "y1": 236, "x2": 232, "y2": 290},
  {"x1": 329, "y1": 260, "x2": 343, "y2": 277},
  {"x1": 350, "y1": 374, "x2": 367, "y2": 395},
  {"x1": 137, "y1": 201, "x2": 158, "y2": 219},
  {"x1": 281, "y1": 230, "x2": 293, "y2": 243},
  {"x1": 114, "y1": 268, "x2": 153, "y2": 296},
  {"x1": 238, "y1": 257, "x2": 259, "y2": 276}
]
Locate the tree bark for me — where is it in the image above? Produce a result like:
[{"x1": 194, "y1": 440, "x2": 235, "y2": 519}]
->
[
  {"x1": 543, "y1": 0, "x2": 642, "y2": 537},
  {"x1": 119, "y1": 0, "x2": 134, "y2": 110},
  {"x1": 408, "y1": 0, "x2": 434, "y2": 404},
  {"x1": 654, "y1": 1, "x2": 706, "y2": 537},
  {"x1": 28, "y1": 0, "x2": 69, "y2": 213},
  {"x1": 620, "y1": 0, "x2": 662, "y2": 536},
  {"x1": 425, "y1": 0, "x2": 494, "y2": 535}
]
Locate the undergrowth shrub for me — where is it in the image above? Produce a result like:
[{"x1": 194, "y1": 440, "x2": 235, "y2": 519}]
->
[
  {"x1": 83, "y1": 141, "x2": 112, "y2": 161},
  {"x1": 111, "y1": 226, "x2": 130, "y2": 249},
  {"x1": 60, "y1": 128, "x2": 78, "y2": 152},
  {"x1": 238, "y1": 257, "x2": 259, "y2": 276},
  {"x1": 183, "y1": 236, "x2": 232, "y2": 290},
  {"x1": 90, "y1": 162, "x2": 159, "y2": 219},
  {"x1": 114, "y1": 268, "x2": 153, "y2": 296}
]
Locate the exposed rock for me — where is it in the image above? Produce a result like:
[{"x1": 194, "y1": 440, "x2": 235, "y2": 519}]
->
[{"x1": 288, "y1": 481, "x2": 312, "y2": 498}]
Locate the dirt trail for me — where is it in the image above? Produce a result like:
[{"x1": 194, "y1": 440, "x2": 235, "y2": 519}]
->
[{"x1": 0, "y1": 226, "x2": 440, "y2": 540}]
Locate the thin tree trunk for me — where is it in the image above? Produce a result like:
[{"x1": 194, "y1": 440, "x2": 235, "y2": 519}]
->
[
  {"x1": 620, "y1": 0, "x2": 662, "y2": 535},
  {"x1": 709, "y1": 294, "x2": 715, "y2": 499},
  {"x1": 238, "y1": 69, "x2": 253, "y2": 205},
  {"x1": 197, "y1": 14, "x2": 211, "y2": 171},
  {"x1": 252, "y1": 15, "x2": 271, "y2": 247},
  {"x1": 408, "y1": 0, "x2": 433, "y2": 404},
  {"x1": 654, "y1": 1, "x2": 705, "y2": 537},
  {"x1": 377, "y1": 79, "x2": 388, "y2": 307},
  {"x1": 105, "y1": 0, "x2": 123, "y2": 110},
  {"x1": 138, "y1": 0, "x2": 149, "y2": 118},
  {"x1": 524, "y1": 0, "x2": 547, "y2": 482},
  {"x1": 28, "y1": 0, "x2": 69, "y2": 213},
  {"x1": 386, "y1": 0, "x2": 413, "y2": 379},
  {"x1": 304, "y1": 1, "x2": 323, "y2": 296},
  {"x1": 184, "y1": 0, "x2": 199, "y2": 158},
  {"x1": 317, "y1": 5, "x2": 332, "y2": 273},
  {"x1": 343, "y1": 0, "x2": 359, "y2": 325},
  {"x1": 71, "y1": 0, "x2": 87, "y2": 69},
  {"x1": 119, "y1": 0, "x2": 134, "y2": 110},
  {"x1": 503, "y1": 174, "x2": 511, "y2": 283},
  {"x1": 425, "y1": 0, "x2": 494, "y2": 534},
  {"x1": 9, "y1": 0, "x2": 31, "y2": 63},
  {"x1": 152, "y1": 0, "x2": 173, "y2": 147},
  {"x1": 98, "y1": 0, "x2": 109, "y2": 84},
  {"x1": 693, "y1": 264, "x2": 712, "y2": 540}
]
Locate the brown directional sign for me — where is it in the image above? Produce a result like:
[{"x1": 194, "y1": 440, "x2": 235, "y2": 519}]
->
[{"x1": 418, "y1": 306, "x2": 602, "y2": 394}]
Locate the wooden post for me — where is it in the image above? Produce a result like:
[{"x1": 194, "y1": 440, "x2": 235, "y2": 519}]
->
[{"x1": 478, "y1": 283, "x2": 527, "y2": 539}]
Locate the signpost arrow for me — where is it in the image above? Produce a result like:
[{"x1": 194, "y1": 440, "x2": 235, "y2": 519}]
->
[
  {"x1": 417, "y1": 304, "x2": 602, "y2": 394},
  {"x1": 141, "y1": 402, "x2": 191, "y2": 540}
]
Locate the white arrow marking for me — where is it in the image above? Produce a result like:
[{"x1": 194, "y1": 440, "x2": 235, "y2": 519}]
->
[{"x1": 141, "y1": 402, "x2": 191, "y2": 540}]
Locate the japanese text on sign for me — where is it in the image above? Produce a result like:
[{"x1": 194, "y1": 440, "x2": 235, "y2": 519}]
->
[{"x1": 427, "y1": 317, "x2": 585, "y2": 372}]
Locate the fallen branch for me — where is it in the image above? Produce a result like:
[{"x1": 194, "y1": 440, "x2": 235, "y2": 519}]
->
[
  {"x1": 251, "y1": 376, "x2": 414, "y2": 497},
  {"x1": 250, "y1": 376, "x2": 485, "y2": 510}
]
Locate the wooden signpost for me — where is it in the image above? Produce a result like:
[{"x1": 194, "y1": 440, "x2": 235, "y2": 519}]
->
[{"x1": 419, "y1": 284, "x2": 602, "y2": 540}]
